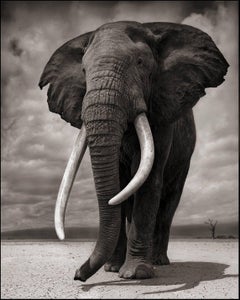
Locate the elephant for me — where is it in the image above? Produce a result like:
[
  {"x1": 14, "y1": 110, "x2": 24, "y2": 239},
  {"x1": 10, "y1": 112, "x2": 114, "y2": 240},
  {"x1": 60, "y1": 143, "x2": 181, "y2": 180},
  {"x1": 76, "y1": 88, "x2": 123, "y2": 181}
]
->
[{"x1": 39, "y1": 21, "x2": 228, "y2": 282}]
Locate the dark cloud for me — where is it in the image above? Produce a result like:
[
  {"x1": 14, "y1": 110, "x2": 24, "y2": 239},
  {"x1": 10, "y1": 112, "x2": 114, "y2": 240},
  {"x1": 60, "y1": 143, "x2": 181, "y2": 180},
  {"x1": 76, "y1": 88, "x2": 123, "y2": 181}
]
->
[
  {"x1": 1, "y1": 1, "x2": 238, "y2": 231},
  {"x1": 8, "y1": 38, "x2": 23, "y2": 57}
]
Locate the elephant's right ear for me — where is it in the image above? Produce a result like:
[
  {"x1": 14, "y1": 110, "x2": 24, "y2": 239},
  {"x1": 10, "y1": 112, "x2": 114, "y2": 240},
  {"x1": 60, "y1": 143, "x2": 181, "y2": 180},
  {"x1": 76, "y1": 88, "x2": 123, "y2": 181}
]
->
[
  {"x1": 143, "y1": 23, "x2": 229, "y2": 123},
  {"x1": 39, "y1": 32, "x2": 93, "y2": 128}
]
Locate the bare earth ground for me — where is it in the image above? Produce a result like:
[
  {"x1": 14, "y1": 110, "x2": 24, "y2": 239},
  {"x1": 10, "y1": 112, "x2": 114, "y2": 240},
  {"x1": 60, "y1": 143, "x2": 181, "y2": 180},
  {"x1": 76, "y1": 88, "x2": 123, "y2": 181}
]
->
[{"x1": 1, "y1": 239, "x2": 238, "y2": 299}]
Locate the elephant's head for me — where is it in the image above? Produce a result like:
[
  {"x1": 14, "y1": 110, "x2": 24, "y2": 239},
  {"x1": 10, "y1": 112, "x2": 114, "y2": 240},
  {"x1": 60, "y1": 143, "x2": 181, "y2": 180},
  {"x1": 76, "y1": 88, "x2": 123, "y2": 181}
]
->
[{"x1": 39, "y1": 21, "x2": 228, "y2": 281}]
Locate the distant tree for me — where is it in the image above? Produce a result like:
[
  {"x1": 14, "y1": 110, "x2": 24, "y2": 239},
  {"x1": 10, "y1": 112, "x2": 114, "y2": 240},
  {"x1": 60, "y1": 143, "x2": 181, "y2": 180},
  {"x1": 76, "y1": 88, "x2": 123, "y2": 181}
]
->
[{"x1": 205, "y1": 219, "x2": 218, "y2": 239}]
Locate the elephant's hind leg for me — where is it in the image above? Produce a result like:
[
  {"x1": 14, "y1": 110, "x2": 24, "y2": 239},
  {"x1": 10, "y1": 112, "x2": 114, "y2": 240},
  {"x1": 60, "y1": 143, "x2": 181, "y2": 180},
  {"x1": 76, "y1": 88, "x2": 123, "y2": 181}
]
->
[{"x1": 152, "y1": 162, "x2": 190, "y2": 265}]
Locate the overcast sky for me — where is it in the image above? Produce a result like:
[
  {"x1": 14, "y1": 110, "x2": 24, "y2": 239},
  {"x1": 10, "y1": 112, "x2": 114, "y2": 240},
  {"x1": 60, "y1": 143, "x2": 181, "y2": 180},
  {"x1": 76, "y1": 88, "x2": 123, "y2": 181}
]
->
[{"x1": 1, "y1": 1, "x2": 238, "y2": 232}]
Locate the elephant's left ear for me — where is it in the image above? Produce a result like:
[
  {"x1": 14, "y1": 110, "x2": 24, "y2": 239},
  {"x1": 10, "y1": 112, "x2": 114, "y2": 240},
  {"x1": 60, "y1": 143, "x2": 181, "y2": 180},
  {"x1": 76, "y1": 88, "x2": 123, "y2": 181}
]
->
[
  {"x1": 39, "y1": 31, "x2": 93, "y2": 128},
  {"x1": 143, "y1": 23, "x2": 229, "y2": 123}
]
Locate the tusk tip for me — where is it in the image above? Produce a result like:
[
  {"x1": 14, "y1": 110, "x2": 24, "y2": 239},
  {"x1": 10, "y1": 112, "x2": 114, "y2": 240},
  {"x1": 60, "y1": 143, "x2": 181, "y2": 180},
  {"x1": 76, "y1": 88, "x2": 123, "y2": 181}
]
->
[
  {"x1": 108, "y1": 198, "x2": 120, "y2": 206},
  {"x1": 55, "y1": 228, "x2": 65, "y2": 240},
  {"x1": 58, "y1": 235, "x2": 65, "y2": 241}
]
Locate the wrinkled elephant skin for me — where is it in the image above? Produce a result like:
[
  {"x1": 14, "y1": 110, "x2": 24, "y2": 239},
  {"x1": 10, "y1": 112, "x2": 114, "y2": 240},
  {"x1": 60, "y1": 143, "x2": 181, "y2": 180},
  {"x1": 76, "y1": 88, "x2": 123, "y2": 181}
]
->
[{"x1": 39, "y1": 21, "x2": 229, "y2": 281}]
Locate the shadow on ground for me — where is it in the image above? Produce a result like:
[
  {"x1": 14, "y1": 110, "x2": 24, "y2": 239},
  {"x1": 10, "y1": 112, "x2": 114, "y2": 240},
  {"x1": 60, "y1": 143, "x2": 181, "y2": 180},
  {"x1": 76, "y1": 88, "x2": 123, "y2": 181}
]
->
[{"x1": 81, "y1": 261, "x2": 238, "y2": 295}]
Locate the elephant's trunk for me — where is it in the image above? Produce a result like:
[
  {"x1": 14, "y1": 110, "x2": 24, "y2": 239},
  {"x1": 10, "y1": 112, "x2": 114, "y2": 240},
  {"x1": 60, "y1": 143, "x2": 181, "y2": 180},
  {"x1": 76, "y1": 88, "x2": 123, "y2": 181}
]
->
[
  {"x1": 55, "y1": 59, "x2": 154, "y2": 280},
  {"x1": 75, "y1": 91, "x2": 127, "y2": 281}
]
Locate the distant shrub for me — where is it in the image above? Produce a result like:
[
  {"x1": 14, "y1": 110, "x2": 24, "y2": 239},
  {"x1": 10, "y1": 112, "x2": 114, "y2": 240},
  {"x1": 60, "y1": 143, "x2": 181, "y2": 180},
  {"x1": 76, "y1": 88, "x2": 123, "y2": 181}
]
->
[
  {"x1": 216, "y1": 234, "x2": 236, "y2": 239},
  {"x1": 216, "y1": 235, "x2": 227, "y2": 239}
]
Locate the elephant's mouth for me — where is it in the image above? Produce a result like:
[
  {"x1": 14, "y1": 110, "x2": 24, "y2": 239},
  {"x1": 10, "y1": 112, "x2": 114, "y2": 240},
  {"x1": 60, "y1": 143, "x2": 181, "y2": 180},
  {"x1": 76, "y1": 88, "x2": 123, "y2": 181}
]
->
[{"x1": 54, "y1": 112, "x2": 154, "y2": 240}]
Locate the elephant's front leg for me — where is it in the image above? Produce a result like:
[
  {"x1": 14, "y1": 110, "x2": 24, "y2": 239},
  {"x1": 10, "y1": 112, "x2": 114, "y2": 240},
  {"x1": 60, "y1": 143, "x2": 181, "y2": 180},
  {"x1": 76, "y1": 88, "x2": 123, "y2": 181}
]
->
[
  {"x1": 104, "y1": 204, "x2": 127, "y2": 272},
  {"x1": 119, "y1": 173, "x2": 161, "y2": 279},
  {"x1": 119, "y1": 126, "x2": 173, "y2": 279},
  {"x1": 104, "y1": 163, "x2": 133, "y2": 273},
  {"x1": 152, "y1": 161, "x2": 191, "y2": 265}
]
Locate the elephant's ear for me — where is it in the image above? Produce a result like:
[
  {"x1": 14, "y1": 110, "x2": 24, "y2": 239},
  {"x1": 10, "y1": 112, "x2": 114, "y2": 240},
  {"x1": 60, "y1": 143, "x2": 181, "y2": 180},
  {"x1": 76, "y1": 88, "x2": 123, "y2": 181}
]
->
[
  {"x1": 39, "y1": 31, "x2": 93, "y2": 128},
  {"x1": 143, "y1": 23, "x2": 229, "y2": 123}
]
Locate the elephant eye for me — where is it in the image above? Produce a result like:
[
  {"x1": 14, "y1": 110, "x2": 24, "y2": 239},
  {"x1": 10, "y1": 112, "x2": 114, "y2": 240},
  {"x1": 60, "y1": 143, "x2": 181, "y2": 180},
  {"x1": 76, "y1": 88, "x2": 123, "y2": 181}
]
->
[{"x1": 137, "y1": 57, "x2": 143, "y2": 65}]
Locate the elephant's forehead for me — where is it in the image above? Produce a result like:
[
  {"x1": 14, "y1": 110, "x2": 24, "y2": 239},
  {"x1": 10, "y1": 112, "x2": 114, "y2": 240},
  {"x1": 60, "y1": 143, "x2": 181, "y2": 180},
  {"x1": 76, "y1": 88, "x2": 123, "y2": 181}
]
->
[
  {"x1": 88, "y1": 26, "x2": 137, "y2": 54},
  {"x1": 97, "y1": 21, "x2": 141, "y2": 32},
  {"x1": 94, "y1": 27, "x2": 129, "y2": 41},
  {"x1": 94, "y1": 21, "x2": 144, "y2": 40},
  {"x1": 83, "y1": 22, "x2": 148, "y2": 62}
]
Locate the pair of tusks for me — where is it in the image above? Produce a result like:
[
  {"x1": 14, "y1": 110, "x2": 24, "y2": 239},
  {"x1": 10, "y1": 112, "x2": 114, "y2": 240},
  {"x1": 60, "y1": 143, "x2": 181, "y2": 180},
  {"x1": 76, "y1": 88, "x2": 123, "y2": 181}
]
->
[{"x1": 55, "y1": 112, "x2": 155, "y2": 240}]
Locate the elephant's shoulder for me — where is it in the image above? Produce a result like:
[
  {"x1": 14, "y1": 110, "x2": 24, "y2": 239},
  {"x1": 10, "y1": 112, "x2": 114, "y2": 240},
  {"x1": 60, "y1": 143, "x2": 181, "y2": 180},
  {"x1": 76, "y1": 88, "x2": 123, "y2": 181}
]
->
[{"x1": 172, "y1": 110, "x2": 196, "y2": 152}]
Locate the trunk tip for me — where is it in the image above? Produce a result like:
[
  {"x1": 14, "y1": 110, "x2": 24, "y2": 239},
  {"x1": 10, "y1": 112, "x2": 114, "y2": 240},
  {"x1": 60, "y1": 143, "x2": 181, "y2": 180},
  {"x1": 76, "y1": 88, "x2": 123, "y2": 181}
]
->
[
  {"x1": 74, "y1": 259, "x2": 92, "y2": 282},
  {"x1": 74, "y1": 271, "x2": 86, "y2": 282}
]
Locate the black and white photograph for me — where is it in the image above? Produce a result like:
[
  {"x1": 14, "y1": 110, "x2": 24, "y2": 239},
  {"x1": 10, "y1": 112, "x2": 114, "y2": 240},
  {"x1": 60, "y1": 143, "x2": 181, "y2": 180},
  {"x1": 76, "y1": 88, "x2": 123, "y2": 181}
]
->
[{"x1": 1, "y1": 1, "x2": 238, "y2": 298}]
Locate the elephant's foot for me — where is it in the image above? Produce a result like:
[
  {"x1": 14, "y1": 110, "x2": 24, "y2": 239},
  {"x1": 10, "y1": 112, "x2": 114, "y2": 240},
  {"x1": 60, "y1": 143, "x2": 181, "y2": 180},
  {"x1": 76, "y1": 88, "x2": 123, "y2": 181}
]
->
[
  {"x1": 104, "y1": 254, "x2": 125, "y2": 272},
  {"x1": 152, "y1": 253, "x2": 170, "y2": 265},
  {"x1": 119, "y1": 259, "x2": 154, "y2": 279},
  {"x1": 104, "y1": 262, "x2": 122, "y2": 272}
]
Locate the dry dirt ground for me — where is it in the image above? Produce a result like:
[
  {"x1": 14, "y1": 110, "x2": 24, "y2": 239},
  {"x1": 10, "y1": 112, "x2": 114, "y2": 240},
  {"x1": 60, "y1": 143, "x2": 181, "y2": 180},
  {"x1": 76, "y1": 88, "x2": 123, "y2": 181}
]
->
[{"x1": 1, "y1": 239, "x2": 238, "y2": 299}]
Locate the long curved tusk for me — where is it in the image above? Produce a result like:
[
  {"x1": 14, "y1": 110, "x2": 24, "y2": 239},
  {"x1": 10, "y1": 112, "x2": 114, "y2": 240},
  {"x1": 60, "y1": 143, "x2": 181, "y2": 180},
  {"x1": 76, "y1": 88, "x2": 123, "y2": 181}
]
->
[
  {"x1": 108, "y1": 112, "x2": 154, "y2": 206},
  {"x1": 55, "y1": 124, "x2": 87, "y2": 240}
]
